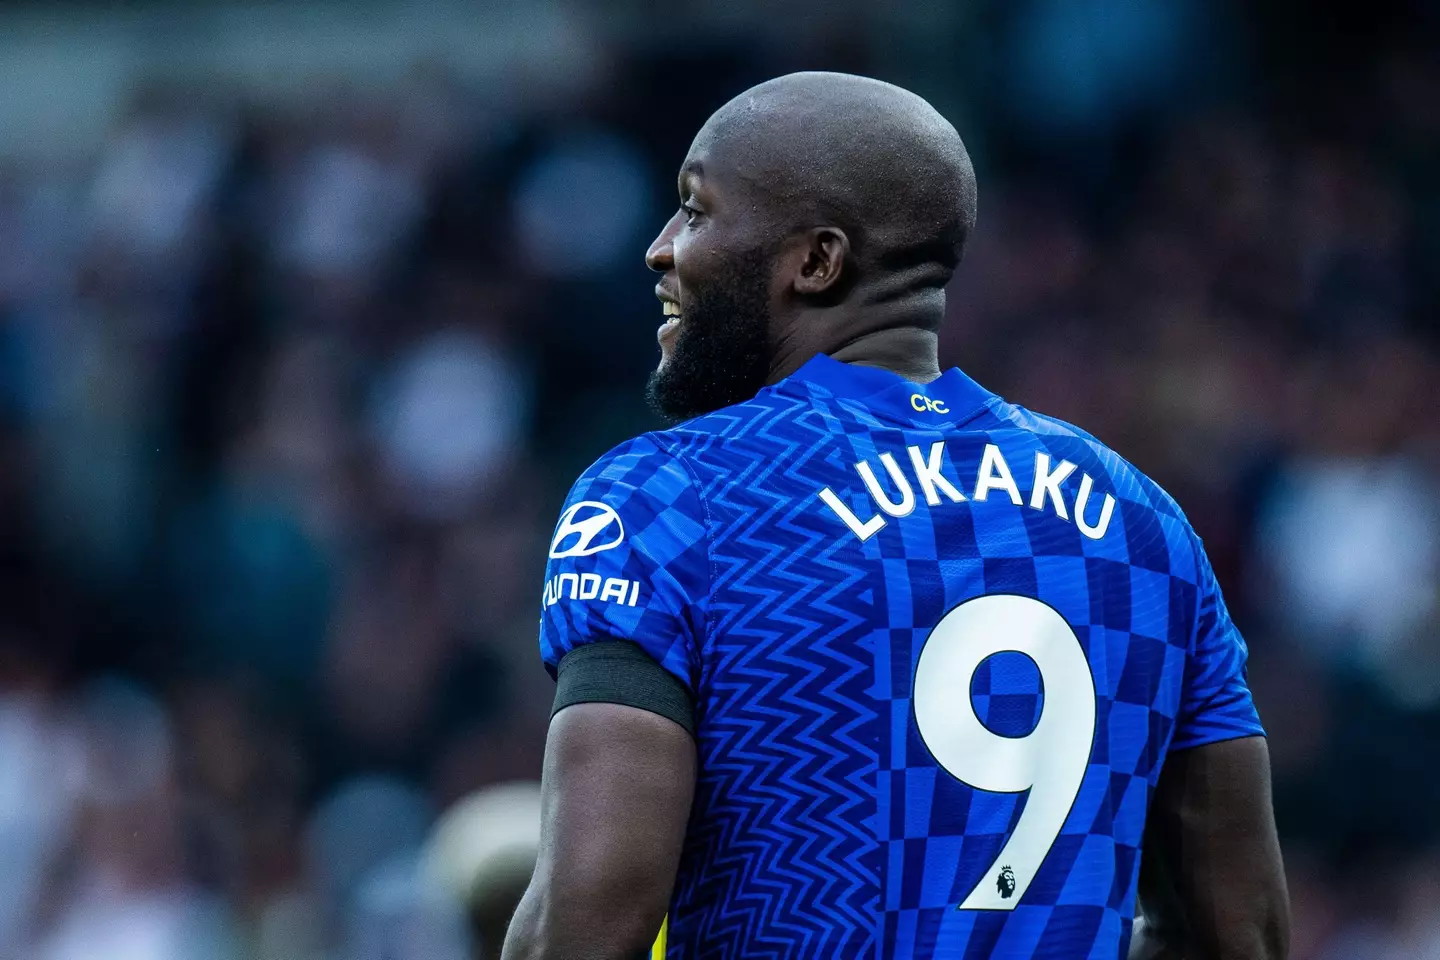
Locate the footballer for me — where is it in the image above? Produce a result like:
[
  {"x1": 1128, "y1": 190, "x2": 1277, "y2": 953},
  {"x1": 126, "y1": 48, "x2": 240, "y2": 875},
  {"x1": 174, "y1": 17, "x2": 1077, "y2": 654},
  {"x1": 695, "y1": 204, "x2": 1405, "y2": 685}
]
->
[{"x1": 503, "y1": 72, "x2": 1289, "y2": 960}]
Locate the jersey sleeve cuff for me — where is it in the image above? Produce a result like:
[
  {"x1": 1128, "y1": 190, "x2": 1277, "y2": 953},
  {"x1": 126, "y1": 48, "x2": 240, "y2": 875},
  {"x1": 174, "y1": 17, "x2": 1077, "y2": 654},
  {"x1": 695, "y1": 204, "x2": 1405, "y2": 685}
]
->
[{"x1": 1167, "y1": 723, "x2": 1267, "y2": 753}]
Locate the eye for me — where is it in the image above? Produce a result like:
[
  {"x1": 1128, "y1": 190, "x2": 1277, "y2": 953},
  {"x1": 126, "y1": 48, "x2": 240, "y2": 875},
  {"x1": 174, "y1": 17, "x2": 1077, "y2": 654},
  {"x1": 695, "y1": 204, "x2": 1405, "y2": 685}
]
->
[{"x1": 680, "y1": 201, "x2": 702, "y2": 223}]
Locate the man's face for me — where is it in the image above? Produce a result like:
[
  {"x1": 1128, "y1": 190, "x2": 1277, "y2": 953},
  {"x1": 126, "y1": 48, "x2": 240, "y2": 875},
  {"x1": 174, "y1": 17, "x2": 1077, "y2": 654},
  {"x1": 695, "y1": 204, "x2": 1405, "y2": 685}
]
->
[{"x1": 644, "y1": 143, "x2": 777, "y2": 422}]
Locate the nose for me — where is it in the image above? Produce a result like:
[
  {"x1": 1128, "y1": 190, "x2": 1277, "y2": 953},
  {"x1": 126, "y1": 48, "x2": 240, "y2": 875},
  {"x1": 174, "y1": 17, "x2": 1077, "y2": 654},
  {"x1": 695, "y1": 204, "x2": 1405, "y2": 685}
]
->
[{"x1": 645, "y1": 210, "x2": 682, "y2": 273}]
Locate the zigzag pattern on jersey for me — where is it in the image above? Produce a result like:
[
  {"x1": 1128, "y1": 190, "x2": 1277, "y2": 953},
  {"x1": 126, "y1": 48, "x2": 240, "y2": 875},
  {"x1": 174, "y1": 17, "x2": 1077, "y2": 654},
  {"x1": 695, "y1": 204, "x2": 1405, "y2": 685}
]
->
[
  {"x1": 661, "y1": 390, "x2": 883, "y2": 958},
  {"x1": 535, "y1": 367, "x2": 1269, "y2": 959}
]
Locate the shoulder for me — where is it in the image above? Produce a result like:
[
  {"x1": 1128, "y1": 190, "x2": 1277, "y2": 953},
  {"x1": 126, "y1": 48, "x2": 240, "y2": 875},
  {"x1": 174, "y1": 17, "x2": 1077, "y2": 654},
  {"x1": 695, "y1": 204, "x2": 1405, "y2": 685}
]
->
[
  {"x1": 566, "y1": 387, "x2": 799, "y2": 499},
  {"x1": 570, "y1": 390, "x2": 809, "y2": 486},
  {"x1": 558, "y1": 435, "x2": 708, "y2": 553},
  {"x1": 988, "y1": 400, "x2": 1210, "y2": 582},
  {"x1": 570, "y1": 433, "x2": 688, "y2": 492},
  {"x1": 648, "y1": 385, "x2": 820, "y2": 448},
  {"x1": 995, "y1": 401, "x2": 1192, "y2": 525}
]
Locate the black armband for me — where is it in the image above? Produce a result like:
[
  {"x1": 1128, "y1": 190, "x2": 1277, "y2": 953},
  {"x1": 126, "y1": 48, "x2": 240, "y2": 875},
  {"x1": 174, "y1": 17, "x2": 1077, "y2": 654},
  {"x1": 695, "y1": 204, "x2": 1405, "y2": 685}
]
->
[{"x1": 553, "y1": 641, "x2": 696, "y2": 736}]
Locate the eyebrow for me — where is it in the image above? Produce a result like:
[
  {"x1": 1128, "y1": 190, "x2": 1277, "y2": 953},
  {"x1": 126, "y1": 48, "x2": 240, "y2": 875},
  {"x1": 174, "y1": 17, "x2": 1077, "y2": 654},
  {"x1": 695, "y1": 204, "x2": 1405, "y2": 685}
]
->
[{"x1": 678, "y1": 160, "x2": 705, "y2": 197}]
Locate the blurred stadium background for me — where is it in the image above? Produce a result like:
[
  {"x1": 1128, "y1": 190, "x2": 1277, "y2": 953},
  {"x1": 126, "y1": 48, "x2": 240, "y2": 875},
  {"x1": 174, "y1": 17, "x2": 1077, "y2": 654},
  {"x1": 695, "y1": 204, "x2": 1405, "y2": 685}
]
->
[{"x1": 0, "y1": 0, "x2": 1437, "y2": 957}]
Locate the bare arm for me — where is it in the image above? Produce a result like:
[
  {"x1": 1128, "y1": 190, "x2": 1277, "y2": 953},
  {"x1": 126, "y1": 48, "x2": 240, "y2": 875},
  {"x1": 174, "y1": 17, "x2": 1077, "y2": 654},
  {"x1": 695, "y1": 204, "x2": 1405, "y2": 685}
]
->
[
  {"x1": 503, "y1": 702, "x2": 695, "y2": 960},
  {"x1": 1130, "y1": 735, "x2": 1289, "y2": 960}
]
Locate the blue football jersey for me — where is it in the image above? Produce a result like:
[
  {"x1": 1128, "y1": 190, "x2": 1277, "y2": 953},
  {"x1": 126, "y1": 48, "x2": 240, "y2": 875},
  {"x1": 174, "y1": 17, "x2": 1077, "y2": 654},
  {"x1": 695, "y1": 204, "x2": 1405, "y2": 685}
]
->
[{"x1": 539, "y1": 354, "x2": 1263, "y2": 959}]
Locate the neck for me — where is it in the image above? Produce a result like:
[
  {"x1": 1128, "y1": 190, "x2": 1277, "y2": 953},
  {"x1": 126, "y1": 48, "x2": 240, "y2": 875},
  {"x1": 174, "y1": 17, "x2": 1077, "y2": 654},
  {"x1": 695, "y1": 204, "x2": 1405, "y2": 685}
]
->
[
  {"x1": 766, "y1": 298, "x2": 944, "y2": 385},
  {"x1": 828, "y1": 327, "x2": 942, "y2": 383}
]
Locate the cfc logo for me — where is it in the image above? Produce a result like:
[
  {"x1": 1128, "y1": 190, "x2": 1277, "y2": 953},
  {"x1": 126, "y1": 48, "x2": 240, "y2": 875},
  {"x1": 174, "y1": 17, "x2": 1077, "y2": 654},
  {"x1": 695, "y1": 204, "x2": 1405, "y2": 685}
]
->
[
  {"x1": 910, "y1": 394, "x2": 949, "y2": 414},
  {"x1": 549, "y1": 501, "x2": 625, "y2": 558}
]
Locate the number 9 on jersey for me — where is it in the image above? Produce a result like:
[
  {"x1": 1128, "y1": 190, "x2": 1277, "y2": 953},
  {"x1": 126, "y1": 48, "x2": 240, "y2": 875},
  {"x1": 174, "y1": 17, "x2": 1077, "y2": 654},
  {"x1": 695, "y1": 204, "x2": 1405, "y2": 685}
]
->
[{"x1": 912, "y1": 595, "x2": 1098, "y2": 910}]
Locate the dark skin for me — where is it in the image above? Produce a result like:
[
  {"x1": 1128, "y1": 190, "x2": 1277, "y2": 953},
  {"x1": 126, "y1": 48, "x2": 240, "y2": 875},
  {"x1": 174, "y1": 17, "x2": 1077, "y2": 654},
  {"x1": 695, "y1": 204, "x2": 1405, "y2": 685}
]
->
[
  {"x1": 637, "y1": 73, "x2": 975, "y2": 425},
  {"x1": 504, "y1": 72, "x2": 1288, "y2": 960},
  {"x1": 653, "y1": 157, "x2": 945, "y2": 386},
  {"x1": 1130, "y1": 736, "x2": 1290, "y2": 960},
  {"x1": 503, "y1": 703, "x2": 693, "y2": 960}
]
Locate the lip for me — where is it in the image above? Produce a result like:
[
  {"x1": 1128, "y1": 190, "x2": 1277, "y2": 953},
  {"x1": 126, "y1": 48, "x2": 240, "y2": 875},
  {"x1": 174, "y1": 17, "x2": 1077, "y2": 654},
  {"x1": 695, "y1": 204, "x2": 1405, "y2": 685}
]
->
[{"x1": 654, "y1": 283, "x2": 681, "y2": 308}]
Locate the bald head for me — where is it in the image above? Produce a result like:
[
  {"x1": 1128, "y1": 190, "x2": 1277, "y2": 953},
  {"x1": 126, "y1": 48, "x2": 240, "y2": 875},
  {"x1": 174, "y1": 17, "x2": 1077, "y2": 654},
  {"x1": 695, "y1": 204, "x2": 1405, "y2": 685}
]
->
[
  {"x1": 643, "y1": 73, "x2": 976, "y2": 420},
  {"x1": 693, "y1": 72, "x2": 977, "y2": 286}
]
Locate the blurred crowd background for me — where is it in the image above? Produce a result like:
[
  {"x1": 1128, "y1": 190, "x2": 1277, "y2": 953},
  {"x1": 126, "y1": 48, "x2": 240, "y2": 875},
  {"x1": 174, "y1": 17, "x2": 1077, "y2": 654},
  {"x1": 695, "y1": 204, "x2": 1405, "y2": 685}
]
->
[{"x1": 0, "y1": 0, "x2": 1437, "y2": 957}]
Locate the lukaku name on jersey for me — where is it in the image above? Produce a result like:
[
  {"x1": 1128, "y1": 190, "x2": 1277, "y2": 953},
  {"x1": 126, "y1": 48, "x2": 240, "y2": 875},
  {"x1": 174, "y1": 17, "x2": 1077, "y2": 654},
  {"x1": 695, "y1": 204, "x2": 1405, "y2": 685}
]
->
[
  {"x1": 503, "y1": 72, "x2": 1285, "y2": 960},
  {"x1": 819, "y1": 436, "x2": 1117, "y2": 544}
]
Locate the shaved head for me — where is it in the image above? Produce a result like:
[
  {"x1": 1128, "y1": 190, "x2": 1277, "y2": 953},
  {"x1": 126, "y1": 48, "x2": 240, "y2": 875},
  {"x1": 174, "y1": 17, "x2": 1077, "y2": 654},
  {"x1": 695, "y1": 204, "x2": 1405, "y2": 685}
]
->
[
  {"x1": 645, "y1": 72, "x2": 978, "y2": 421},
  {"x1": 694, "y1": 72, "x2": 977, "y2": 289}
]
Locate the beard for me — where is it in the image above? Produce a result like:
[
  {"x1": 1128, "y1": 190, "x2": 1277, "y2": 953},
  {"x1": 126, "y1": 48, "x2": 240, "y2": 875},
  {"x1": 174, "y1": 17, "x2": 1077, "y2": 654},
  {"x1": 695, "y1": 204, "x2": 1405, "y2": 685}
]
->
[{"x1": 645, "y1": 247, "x2": 774, "y2": 423}]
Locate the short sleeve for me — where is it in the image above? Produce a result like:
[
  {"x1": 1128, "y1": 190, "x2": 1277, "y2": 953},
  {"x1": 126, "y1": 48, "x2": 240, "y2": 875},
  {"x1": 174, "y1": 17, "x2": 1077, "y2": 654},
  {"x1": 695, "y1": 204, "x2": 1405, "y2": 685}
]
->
[
  {"x1": 539, "y1": 436, "x2": 709, "y2": 696},
  {"x1": 1171, "y1": 540, "x2": 1266, "y2": 751}
]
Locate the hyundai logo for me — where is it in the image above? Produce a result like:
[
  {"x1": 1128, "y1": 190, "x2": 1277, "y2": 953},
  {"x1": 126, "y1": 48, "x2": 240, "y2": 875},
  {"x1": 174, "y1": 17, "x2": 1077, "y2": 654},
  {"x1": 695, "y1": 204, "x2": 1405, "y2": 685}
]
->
[{"x1": 549, "y1": 501, "x2": 626, "y2": 558}]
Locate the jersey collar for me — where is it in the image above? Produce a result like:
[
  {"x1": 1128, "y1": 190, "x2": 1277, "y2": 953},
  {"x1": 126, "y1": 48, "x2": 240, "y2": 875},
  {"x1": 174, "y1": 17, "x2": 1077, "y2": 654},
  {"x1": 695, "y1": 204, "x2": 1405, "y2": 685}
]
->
[{"x1": 776, "y1": 353, "x2": 998, "y2": 425}]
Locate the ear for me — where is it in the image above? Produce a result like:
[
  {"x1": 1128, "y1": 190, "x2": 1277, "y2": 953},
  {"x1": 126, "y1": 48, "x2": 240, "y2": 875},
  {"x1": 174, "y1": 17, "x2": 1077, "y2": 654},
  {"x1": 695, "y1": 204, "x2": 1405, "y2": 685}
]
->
[{"x1": 791, "y1": 226, "x2": 850, "y2": 296}]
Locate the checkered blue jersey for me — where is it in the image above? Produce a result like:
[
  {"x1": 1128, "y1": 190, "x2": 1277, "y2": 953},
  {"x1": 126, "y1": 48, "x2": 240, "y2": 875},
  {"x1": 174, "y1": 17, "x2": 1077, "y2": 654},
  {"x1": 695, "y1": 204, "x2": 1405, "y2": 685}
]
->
[{"x1": 539, "y1": 354, "x2": 1263, "y2": 959}]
